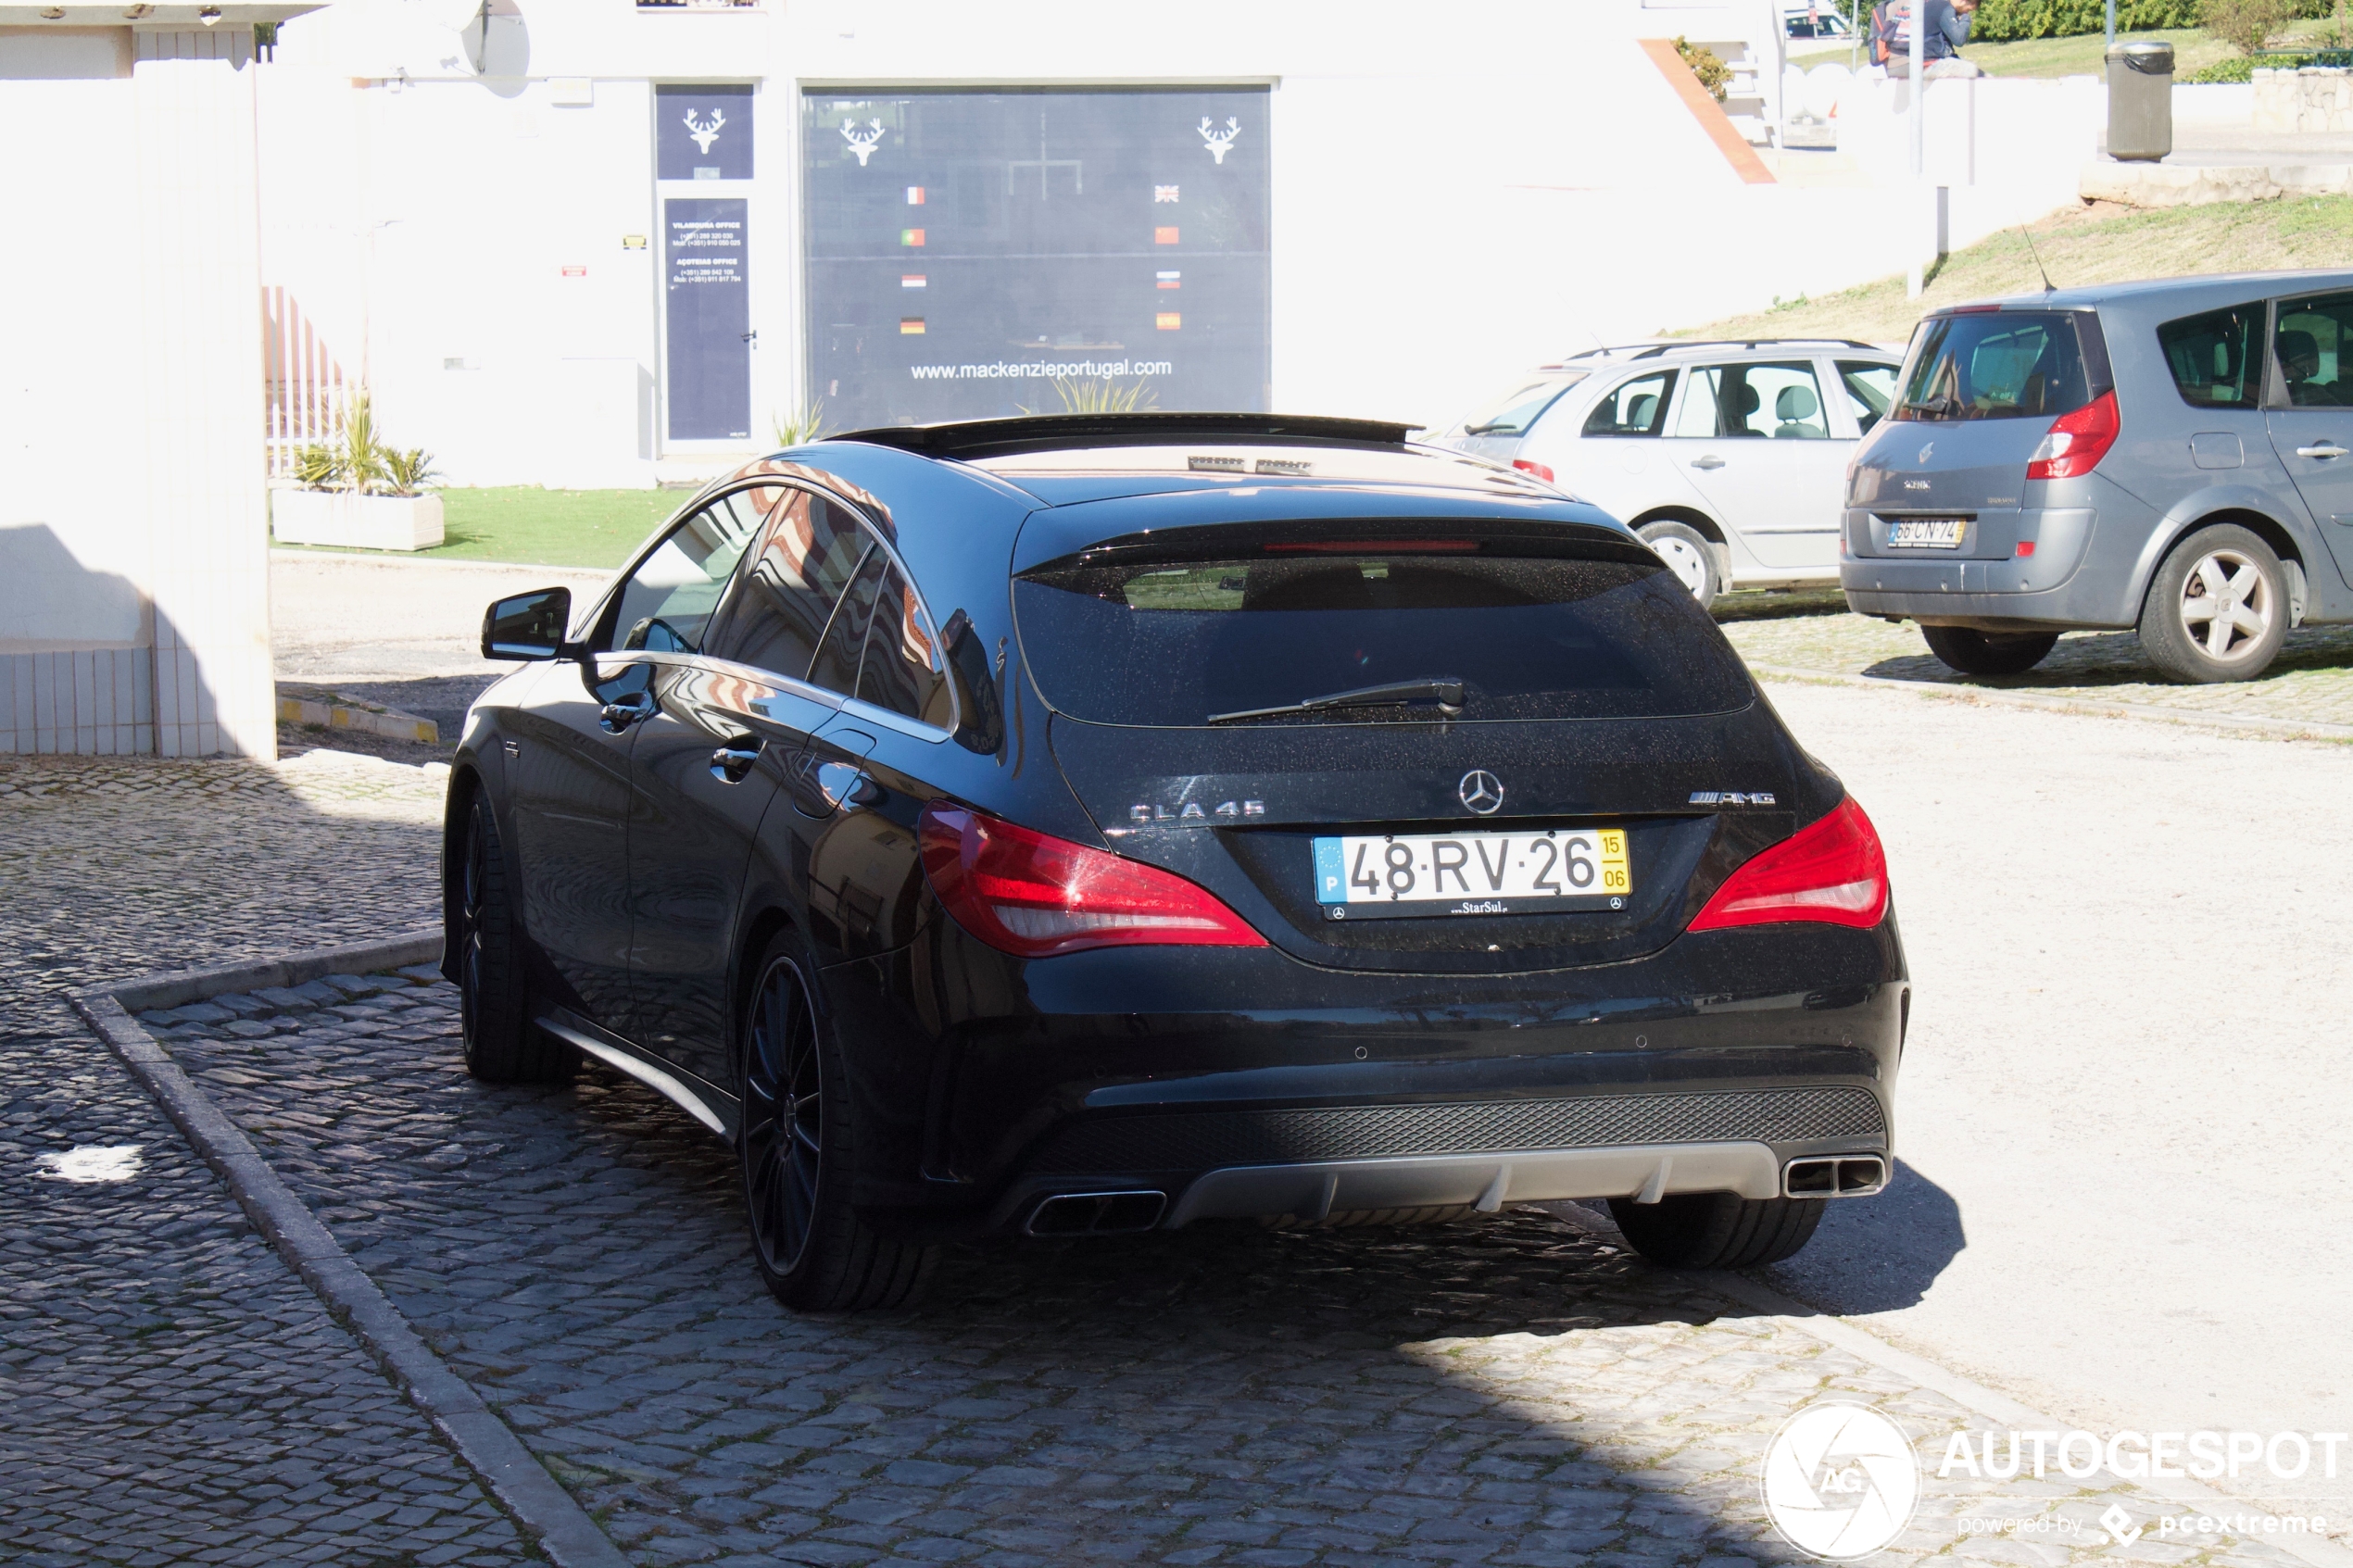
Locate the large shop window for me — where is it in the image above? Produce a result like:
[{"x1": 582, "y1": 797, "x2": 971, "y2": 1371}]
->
[{"x1": 801, "y1": 87, "x2": 1272, "y2": 429}]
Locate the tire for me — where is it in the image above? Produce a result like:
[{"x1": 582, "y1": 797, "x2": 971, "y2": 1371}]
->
[
  {"x1": 2136, "y1": 523, "x2": 2290, "y2": 684},
  {"x1": 1638, "y1": 521, "x2": 1722, "y2": 609},
  {"x1": 454, "y1": 790, "x2": 572, "y2": 1084},
  {"x1": 1607, "y1": 1191, "x2": 1825, "y2": 1269},
  {"x1": 738, "y1": 938, "x2": 935, "y2": 1311},
  {"x1": 1918, "y1": 624, "x2": 2060, "y2": 676}
]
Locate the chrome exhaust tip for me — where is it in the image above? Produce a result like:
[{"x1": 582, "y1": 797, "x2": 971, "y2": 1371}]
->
[
  {"x1": 1783, "y1": 1155, "x2": 1888, "y2": 1198},
  {"x1": 1025, "y1": 1190, "x2": 1167, "y2": 1236}
]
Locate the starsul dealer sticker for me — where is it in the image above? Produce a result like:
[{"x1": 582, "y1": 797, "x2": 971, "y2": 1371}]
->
[{"x1": 1760, "y1": 1401, "x2": 1922, "y2": 1560}]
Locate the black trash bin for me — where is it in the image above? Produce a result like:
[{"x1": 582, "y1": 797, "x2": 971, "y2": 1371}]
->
[{"x1": 2107, "y1": 40, "x2": 2174, "y2": 161}]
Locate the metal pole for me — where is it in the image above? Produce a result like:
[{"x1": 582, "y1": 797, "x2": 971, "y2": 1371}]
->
[
  {"x1": 2106, "y1": 0, "x2": 2115, "y2": 46},
  {"x1": 1906, "y1": 0, "x2": 1927, "y2": 297}
]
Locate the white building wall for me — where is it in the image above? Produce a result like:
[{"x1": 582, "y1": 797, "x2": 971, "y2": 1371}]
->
[
  {"x1": 2, "y1": 19, "x2": 278, "y2": 759},
  {"x1": 249, "y1": 0, "x2": 2099, "y2": 487}
]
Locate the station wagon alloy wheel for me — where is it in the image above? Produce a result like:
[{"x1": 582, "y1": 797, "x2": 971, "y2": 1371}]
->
[
  {"x1": 2175, "y1": 546, "x2": 2274, "y2": 665},
  {"x1": 742, "y1": 956, "x2": 824, "y2": 1277}
]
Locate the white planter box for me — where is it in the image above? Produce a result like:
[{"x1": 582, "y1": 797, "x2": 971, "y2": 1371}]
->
[{"x1": 271, "y1": 489, "x2": 446, "y2": 552}]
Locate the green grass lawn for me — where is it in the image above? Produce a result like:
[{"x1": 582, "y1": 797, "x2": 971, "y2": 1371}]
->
[
  {"x1": 276, "y1": 486, "x2": 684, "y2": 570},
  {"x1": 1790, "y1": 19, "x2": 2343, "y2": 77}
]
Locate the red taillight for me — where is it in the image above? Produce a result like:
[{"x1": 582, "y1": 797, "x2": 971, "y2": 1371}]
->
[
  {"x1": 918, "y1": 803, "x2": 1267, "y2": 959},
  {"x1": 2025, "y1": 389, "x2": 2118, "y2": 482},
  {"x1": 1689, "y1": 797, "x2": 1889, "y2": 932},
  {"x1": 1513, "y1": 458, "x2": 1556, "y2": 483},
  {"x1": 2015, "y1": 540, "x2": 2036, "y2": 558}
]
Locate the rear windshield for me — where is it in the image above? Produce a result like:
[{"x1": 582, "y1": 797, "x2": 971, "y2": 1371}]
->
[
  {"x1": 1014, "y1": 549, "x2": 1752, "y2": 726},
  {"x1": 1455, "y1": 372, "x2": 1586, "y2": 438},
  {"x1": 1895, "y1": 311, "x2": 2091, "y2": 421}
]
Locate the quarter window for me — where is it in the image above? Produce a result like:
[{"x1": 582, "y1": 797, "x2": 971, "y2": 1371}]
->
[
  {"x1": 607, "y1": 494, "x2": 775, "y2": 653},
  {"x1": 1837, "y1": 361, "x2": 1898, "y2": 434},
  {"x1": 2158, "y1": 303, "x2": 2264, "y2": 408},
  {"x1": 2271, "y1": 294, "x2": 2353, "y2": 408},
  {"x1": 856, "y1": 565, "x2": 952, "y2": 727},
  {"x1": 1581, "y1": 370, "x2": 1676, "y2": 437}
]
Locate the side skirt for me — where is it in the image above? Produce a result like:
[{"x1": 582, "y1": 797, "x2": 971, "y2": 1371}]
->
[{"x1": 537, "y1": 1009, "x2": 741, "y2": 1140}]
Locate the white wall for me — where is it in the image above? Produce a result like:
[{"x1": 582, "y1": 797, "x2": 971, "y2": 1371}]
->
[
  {"x1": 1, "y1": 21, "x2": 277, "y2": 759},
  {"x1": 253, "y1": 0, "x2": 2095, "y2": 483}
]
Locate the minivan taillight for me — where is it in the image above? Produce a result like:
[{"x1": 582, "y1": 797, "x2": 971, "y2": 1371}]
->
[
  {"x1": 2025, "y1": 388, "x2": 2119, "y2": 481},
  {"x1": 918, "y1": 803, "x2": 1267, "y2": 959},
  {"x1": 1689, "y1": 797, "x2": 1889, "y2": 932}
]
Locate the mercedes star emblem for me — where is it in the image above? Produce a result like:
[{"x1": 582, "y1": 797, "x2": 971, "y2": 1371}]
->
[{"x1": 1458, "y1": 770, "x2": 1504, "y2": 815}]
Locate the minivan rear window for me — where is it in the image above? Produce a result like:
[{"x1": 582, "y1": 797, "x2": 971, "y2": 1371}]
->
[
  {"x1": 1894, "y1": 311, "x2": 2092, "y2": 421},
  {"x1": 1014, "y1": 550, "x2": 1752, "y2": 726}
]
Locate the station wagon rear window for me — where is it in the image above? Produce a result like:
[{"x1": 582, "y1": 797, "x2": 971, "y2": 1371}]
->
[
  {"x1": 1895, "y1": 310, "x2": 2092, "y2": 421},
  {"x1": 1013, "y1": 548, "x2": 1752, "y2": 726}
]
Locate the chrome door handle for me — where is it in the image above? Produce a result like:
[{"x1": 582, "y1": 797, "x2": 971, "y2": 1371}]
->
[
  {"x1": 709, "y1": 739, "x2": 762, "y2": 784},
  {"x1": 2296, "y1": 443, "x2": 2348, "y2": 459},
  {"x1": 598, "y1": 692, "x2": 656, "y2": 734},
  {"x1": 814, "y1": 760, "x2": 881, "y2": 809},
  {"x1": 1691, "y1": 455, "x2": 1726, "y2": 470}
]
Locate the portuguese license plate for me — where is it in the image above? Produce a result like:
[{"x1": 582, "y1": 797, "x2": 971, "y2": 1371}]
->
[
  {"x1": 1311, "y1": 827, "x2": 1632, "y2": 921},
  {"x1": 1886, "y1": 518, "x2": 1967, "y2": 549}
]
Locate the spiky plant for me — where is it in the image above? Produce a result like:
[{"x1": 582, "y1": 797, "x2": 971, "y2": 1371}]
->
[{"x1": 772, "y1": 400, "x2": 832, "y2": 447}]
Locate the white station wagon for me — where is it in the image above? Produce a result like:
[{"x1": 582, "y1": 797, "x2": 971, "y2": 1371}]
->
[{"x1": 1441, "y1": 339, "x2": 1903, "y2": 607}]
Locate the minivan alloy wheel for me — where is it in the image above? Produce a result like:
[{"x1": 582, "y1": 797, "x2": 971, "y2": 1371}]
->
[
  {"x1": 2176, "y1": 546, "x2": 2274, "y2": 664},
  {"x1": 742, "y1": 957, "x2": 824, "y2": 1277}
]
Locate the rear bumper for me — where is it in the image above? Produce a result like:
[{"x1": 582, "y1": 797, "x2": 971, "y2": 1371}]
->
[
  {"x1": 1841, "y1": 555, "x2": 2130, "y2": 629},
  {"x1": 827, "y1": 915, "x2": 1907, "y2": 1237}
]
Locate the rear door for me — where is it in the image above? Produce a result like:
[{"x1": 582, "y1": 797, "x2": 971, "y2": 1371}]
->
[
  {"x1": 1667, "y1": 358, "x2": 1846, "y2": 571},
  {"x1": 2262, "y1": 289, "x2": 2353, "y2": 590},
  {"x1": 1535, "y1": 367, "x2": 1706, "y2": 522},
  {"x1": 1014, "y1": 525, "x2": 1804, "y2": 977}
]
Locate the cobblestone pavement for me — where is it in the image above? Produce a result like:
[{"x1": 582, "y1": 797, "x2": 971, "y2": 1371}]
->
[
  {"x1": 129, "y1": 972, "x2": 2322, "y2": 1568},
  {"x1": 0, "y1": 750, "x2": 539, "y2": 1565},
  {"x1": 1712, "y1": 593, "x2": 2353, "y2": 730}
]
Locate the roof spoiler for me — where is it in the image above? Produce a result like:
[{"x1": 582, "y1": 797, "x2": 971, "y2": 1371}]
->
[{"x1": 828, "y1": 411, "x2": 1421, "y2": 459}]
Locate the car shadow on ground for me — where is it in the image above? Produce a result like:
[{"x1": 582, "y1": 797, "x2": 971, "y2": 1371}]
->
[
  {"x1": 158, "y1": 977, "x2": 1972, "y2": 1564},
  {"x1": 1860, "y1": 621, "x2": 2353, "y2": 690}
]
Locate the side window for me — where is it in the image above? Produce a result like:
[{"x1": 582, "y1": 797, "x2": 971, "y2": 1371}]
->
[
  {"x1": 707, "y1": 492, "x2": 870, "y2": 678},
  {"x1": 1669, "y1": 367, "x2": 1722, "y2": 437},
  {"x1": 1580, "y1": 370, "x2": 1676, "y2": 437},
  {"x1": 2271, "y1": 295, "x2": 2352, "y2": 408},
  {"x1": 856, "y1": 565, "x2": 952, "y2": 728},
  {"x1": 2159, "y1": 303, "x2": 2263, "y2": 408},
  {"x1": 607, "y1": 495, "x2": 773, "y2": 653},
  {"x1": 807, "y1": 546, "x2": 889, "y2": 695},
  {"x1": 1838, "y1": 361, "x2": 1898, "y2": 434}
]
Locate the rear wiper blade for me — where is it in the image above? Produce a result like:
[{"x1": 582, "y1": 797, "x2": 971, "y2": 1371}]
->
[{"x1": 1207, "y1": 677, "x2": 1466, "y2": 725}]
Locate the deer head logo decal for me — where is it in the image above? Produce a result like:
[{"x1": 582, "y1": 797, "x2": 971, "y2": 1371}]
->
[
  {"x1": 841, "y1": 119, "x2": 885, "y2": 167},
  {"x1": 1198, "y1": 117, "x2": 1240, "y2": 164},
  {"x1": 683, "y1": 107, "x2": 725, "y2": 156}
]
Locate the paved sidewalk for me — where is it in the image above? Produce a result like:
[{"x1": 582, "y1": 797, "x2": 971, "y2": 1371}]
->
[{"x1": 0, "y1": 750, "x2": 535, "y2": 1565}]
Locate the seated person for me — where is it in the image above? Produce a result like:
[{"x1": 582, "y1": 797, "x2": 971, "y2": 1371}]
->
[{"x1": 2276, "y1": 329, "x2": 2335, "y2": 406}]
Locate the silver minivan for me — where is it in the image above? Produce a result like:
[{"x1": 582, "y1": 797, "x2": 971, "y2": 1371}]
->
[{"x1": 1843, "y1": 272, "x2": 2353, "y2": 682}]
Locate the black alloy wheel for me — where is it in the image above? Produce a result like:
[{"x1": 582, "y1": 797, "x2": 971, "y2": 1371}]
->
[
  {"x1": 742, "y1": 955, "x2": 826, "y2": 1281},
  {"x1": 455, "y1": 791, "x2": 570, "y2": 1084},
  {"x1": 736, "y1": 939, "x2": 936, "y2": 1311},
  {"x1": 1608, "y1": 1190, "x2": 1825, "y2": 1269}
]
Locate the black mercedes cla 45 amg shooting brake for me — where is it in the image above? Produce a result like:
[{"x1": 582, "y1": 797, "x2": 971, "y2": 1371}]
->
[{"x1": 446, "y1": 413, "x2": 1906, "y2": 1311}]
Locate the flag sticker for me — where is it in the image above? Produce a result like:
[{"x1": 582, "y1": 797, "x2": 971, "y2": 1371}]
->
[
  {"x1": 901, "y1": 228, "x2": 925, "y2": 246},
  {"x1": 1156, "y1": 311, "x2": 1181, "y2": 331},
  {"x1": 901, "y1": 274, "x2": 927, "y2": 288},
  {"x1": 1153, "y1": 226, "x2": 1179, "y2": 245},
  {"x1": 906, "y1": 186, "x2": 925, "y2": 205},
  {"x1": 1154, "y1": 184, "x2": 1179, "y2": 203},
  {"x1": 900, "y1": 317, "x2": 925, "y2": 334},
  {"x1": 1156, "y1": 270, "x2": 1180, "y2": 289}
]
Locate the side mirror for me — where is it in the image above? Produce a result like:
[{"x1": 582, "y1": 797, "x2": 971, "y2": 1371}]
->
[{"x1": 482, "y1": 587, "x2": 574, "y2": 660}]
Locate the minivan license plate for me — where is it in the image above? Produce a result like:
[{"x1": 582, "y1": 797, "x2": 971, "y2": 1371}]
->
[
  {"x1": 1886, "y1": 518, "x2": 1966, "y2": 549},
  {"x1": 1311, "y1": 828, "x2": 1631, "y2": 921}
]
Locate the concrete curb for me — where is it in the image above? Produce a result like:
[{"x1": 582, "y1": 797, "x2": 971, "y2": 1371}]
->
[
  {"x1": 1749, "y1": 661, "x2": 2353, "y2": 745},
  {"x1": 278, "y1": 692, "x2": 440, "y2": 746},
  {"x1": 74, "y1": 934, "x2": 631, "y2": 1568}
]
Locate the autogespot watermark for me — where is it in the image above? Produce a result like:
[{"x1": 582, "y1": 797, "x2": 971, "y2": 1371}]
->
[{"x1": 1761, "y1": 1400, "x2": 2342, "y2": 1561}]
